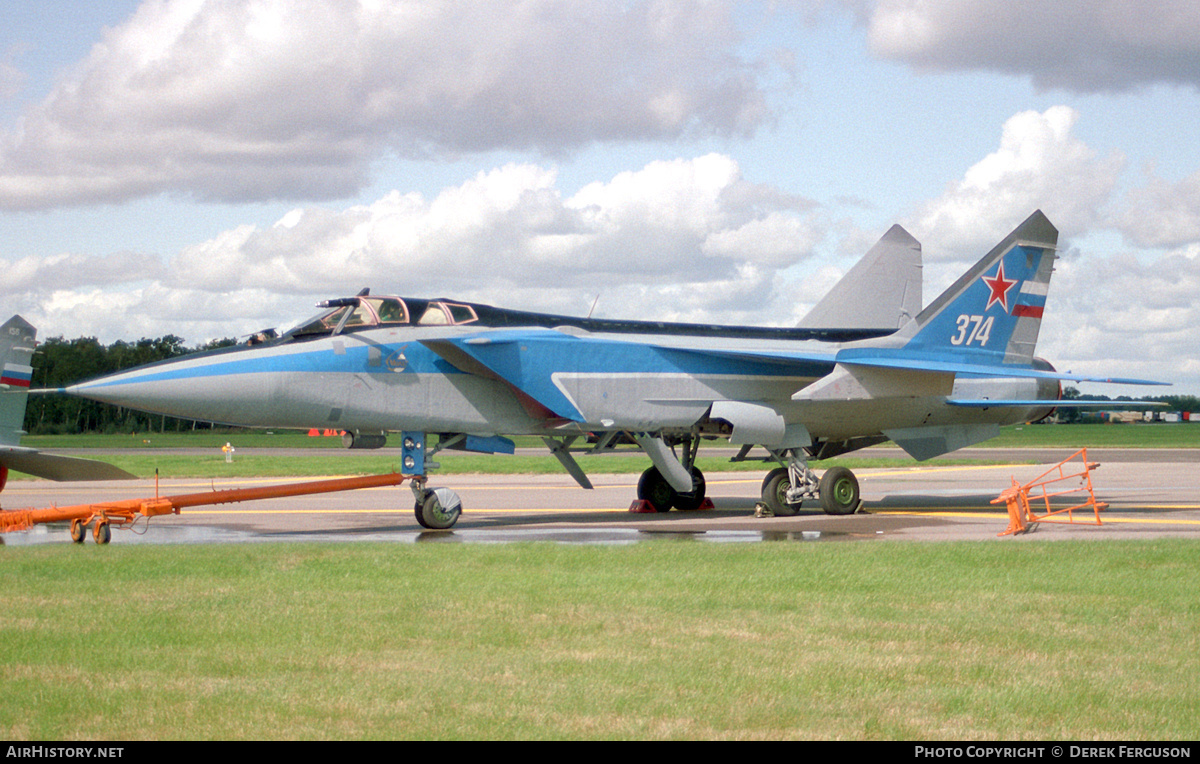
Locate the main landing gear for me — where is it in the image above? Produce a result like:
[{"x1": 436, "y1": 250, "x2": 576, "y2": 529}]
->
[
  {"x1": 632, "y1": 438, "x2": 861, "y2": 516},
  {"x1": 635, "y1": 435, "x2": 707, "y2": 512},
  {"x1": 758, "y1": 450, "x2": 861, "y2": 516},
  {"x1": 636, "y1": 465, "x2": 707, "y2": 512}
]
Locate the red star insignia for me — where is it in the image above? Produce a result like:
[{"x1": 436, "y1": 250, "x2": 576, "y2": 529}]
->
[{"x1": 981, "y1": 261, "x2": 1017, "y2": 312}]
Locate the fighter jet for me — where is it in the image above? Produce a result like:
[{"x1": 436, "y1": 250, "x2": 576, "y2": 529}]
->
[
  {"x1": 62, "y1": 210, "x2": 1161, "y2": 529},
  {"x1": 0, "y1": 315, "x2": 135, "y2": 495}
]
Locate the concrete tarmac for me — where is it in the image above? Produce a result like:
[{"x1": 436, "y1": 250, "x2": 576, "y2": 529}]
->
[{"x1": 3, "y1": 449, "x2": 1199, "y2": 546}]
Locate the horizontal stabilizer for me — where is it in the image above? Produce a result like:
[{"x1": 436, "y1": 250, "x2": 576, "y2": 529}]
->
[
  {"x1": 0, "y1": 447, "x2": 137, "y2": 482},
  {"x1": 947, "y1": 399, "x2": 1168, "y2": 408},
  {"x1": 832, "y1": 352, "x2": 1168, "y2": 386}
]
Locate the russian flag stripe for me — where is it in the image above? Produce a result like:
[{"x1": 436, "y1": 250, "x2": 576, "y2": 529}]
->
[
  {"x1": 1019, "y1": 280, "x2": 1050, "y2": 297},
  {"x1": 1, "y1": 363, "x2": 32, "y2": 387}
]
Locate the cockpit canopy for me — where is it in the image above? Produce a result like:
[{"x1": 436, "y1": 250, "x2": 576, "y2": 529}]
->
[{"x1": 272, "y1": 293, "x2": 478, "y2": 343}]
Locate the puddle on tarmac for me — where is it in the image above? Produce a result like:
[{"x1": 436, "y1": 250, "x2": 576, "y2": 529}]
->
[{"x1": 3, "y1": 524, "x2": 860, "y2": 547}]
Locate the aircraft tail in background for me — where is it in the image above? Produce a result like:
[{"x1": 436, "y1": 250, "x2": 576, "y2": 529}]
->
[
  {"x1": 0, "y1": 315, "x2": 136, "y2": 485},
  {"x1": 0, "y1": 315, "x2": 36, "y2": 448}
]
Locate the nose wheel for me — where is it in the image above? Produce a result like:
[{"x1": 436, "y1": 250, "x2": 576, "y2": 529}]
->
[
  {"x1": 636, "y1": 466, "x2": 707, "y2": 512},
  {"x1": 413, "y1": 485, "x2": 462, "y2": 529}
]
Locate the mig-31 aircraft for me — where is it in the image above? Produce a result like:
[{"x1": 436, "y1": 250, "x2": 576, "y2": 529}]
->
[{"x1": 61, "y1": 210, "x2": 1162, "y2": 529}]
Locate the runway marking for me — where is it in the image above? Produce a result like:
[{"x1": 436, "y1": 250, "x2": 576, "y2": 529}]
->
[
  {"x1": 1093, "y1": 516, "x2": 1200, "y2": 526},
  {"x1": 2, "y1": 464, "x2": 1046, "y2": 498}
]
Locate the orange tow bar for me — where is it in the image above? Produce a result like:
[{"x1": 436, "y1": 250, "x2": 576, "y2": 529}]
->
[{"x1": 0, "y1": 472, "x2": 413, "y2": 544}]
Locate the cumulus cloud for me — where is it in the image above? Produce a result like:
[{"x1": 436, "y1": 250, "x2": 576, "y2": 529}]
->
[
  {"x1": 1040, "y1": 244, "x2": 1200, "y2": 390},
  {"x1": 910, "y1": 106, "x2": 1124, "y2": 259},
  {"x1": 13, "y1": 154, "x2": 824, "y2": 341},
  {"x1": 1117, "y1": 167, "x2": 1200, "y2": 249},
  {"x1": 0, "y1": 0, "x2": 770, "y2": 209},
  {"x1": 860, "y1": 0, "x2": 1200, "y2": 92},
  {"x1": 5, "y1": 251, "x2": 163, "y2": 293},
  {"x1": 166, "y1": 154, "x2": 820, "y2": 296}
]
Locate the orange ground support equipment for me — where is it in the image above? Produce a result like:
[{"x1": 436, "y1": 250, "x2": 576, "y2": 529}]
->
[
  {"x1": 992, "y1": 448, "x2": 1108, "y2": 536},
  {"x1": 0, "y1": 472, "x2": 411, "y2": 544}
]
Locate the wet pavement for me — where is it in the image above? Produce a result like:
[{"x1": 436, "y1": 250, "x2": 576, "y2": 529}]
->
[{"x1": 3, "y1": 450, "x2": 1199, "y2": 546}]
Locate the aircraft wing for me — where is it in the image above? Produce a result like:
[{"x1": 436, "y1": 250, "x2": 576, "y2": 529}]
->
[
  {"x1": 0, "y1": 446, "x2": 137, "y2": 482},
  {"x1": 422, "y1": 327, "x2": 1165, "y2": 432},
  {"x1": 946, "y1": 399, "x2": 1168, "y2": 408},
  {"x1": 630, "y1": 343, "x2": 1167, "y2": 388},
  {"x1": 421, "y1": 329, "x2": 838, "y2": 425}
]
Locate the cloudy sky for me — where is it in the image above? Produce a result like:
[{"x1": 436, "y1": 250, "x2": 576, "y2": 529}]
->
[{"x1": 3, "y1": 0, "x2": 1198, "y2": 396}]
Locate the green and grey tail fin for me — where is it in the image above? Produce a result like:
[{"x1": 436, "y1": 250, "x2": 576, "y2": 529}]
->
[{"x1": 0, "y1": 315, "x2": 136, "y2": 483}]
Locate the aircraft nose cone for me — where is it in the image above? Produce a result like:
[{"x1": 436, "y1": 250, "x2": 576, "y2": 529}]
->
[
  {"x1": 62, "y1": 353, "x2": 277, "y2": 427},
  {"x1": 66, "y1": 373, "x2": 150, "y2": 408},
  {"x1": 64, "y1": 363, "x2": 222, "y2": 417}
]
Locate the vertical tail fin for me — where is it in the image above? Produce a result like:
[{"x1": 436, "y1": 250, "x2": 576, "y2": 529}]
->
[
  {"x1": 797, "y1": 224, "x2": 923, "y2": 331},
  {"x1": 897, "y1": 210, "x2": 1058, "y2": 366},
  {"x1": 0, "y1": 316, "x2": 37, "y2": 447}
]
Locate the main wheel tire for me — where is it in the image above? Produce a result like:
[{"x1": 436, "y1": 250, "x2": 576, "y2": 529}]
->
[
  {"x1": 672, "y1": 468, "x2": 707, "y2": 510},
  {"x1": 415, "y1": 488, "x2": 462, "y2": 530},
  {"x1": 819, "y1": 466, "x2": 860, "y2": 515},
  {"x1": 637, "y1": 467, "x2": 675, "y2": 513},
  {"x1": 761, "y1": 467, "x2": 802, "y2": 516}
]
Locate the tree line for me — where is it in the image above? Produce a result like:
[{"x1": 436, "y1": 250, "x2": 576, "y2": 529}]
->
[{"x1": 24, "y1": 335, "x2": 236, "y2": 435}]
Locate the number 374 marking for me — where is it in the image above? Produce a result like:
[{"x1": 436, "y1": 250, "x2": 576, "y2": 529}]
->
[{"x1": 950, "y1": 314, "x2": 994, "y2": 346}]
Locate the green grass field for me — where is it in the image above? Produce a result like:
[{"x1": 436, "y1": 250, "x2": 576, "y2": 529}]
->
[
  {"x1": 3, "y1": 540, "x2": 1198, "y2": 740},
  {"x1": 6, "y1": 424, "x2": 1200, "y2": 740}
]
